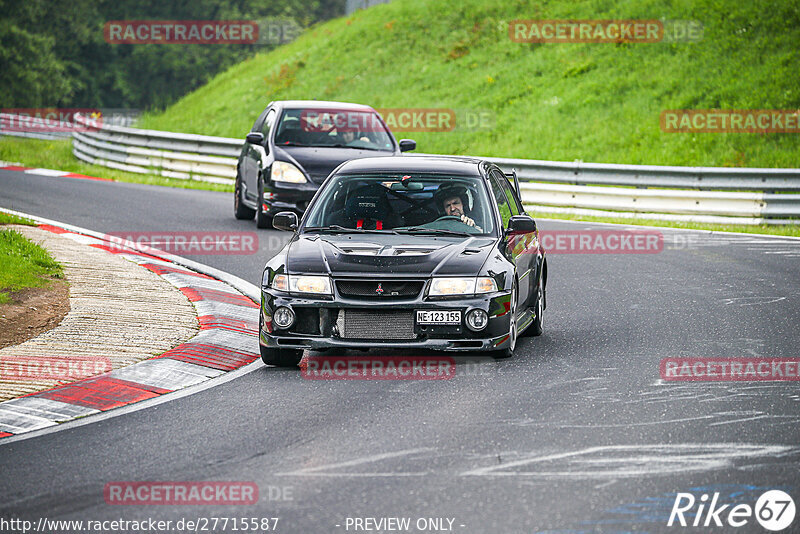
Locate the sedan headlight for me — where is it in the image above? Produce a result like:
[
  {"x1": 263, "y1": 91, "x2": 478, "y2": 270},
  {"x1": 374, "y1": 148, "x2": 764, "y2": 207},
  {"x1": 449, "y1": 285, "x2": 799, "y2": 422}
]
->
[
  {"x1": 428, "y1": 277, "x2": 498, "y2": 296},
  {"x1": 271, "y1": 161, "x2": 307, "y2": 183},
  {"x1": 271, "y1": 274, "x2": 331, "y2": 295}
]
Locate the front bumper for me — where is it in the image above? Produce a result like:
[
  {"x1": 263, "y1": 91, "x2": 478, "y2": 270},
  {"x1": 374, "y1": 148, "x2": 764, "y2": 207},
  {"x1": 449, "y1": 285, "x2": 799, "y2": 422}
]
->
[
  {"x1": 259, "y1": 289, "x2": 514, "y2": 352},
  {"x1": 262, "y1": 180, "x2": 320, "y2": 216}
]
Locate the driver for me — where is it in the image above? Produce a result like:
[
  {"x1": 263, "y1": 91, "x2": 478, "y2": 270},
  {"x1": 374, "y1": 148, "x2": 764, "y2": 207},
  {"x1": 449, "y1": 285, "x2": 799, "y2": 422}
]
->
[
  {"x1": 339, "y1": 129, "x2": 370, "y2": 145},
  {"x1": 434, "y1": 184, "x2": 482, "y2": 230}
]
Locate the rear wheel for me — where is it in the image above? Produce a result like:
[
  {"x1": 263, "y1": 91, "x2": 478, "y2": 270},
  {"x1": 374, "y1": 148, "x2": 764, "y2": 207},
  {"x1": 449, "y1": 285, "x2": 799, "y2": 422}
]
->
[
  {"x1": 260, "y1": 345, "x2": 303, "y2": 367},
  {"x1": 234, "y1": 173, "x2": 256, "y2": 220},
  {"x1": 255, "y1": 174, "x2": 273, "y2": 229}
]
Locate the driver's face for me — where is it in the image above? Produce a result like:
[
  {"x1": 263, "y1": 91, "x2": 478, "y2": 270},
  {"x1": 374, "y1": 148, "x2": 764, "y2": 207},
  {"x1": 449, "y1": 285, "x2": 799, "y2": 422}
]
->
[{"x1": 443, "y1": 196, "x2": 464, "y2": 217}]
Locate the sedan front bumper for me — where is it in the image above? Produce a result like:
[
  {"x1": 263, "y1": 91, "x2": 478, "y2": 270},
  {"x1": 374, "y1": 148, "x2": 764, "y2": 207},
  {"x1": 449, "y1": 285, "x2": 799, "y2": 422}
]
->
[{"x1": 259, "y1": 289, "x2": 514, "y2": 352}]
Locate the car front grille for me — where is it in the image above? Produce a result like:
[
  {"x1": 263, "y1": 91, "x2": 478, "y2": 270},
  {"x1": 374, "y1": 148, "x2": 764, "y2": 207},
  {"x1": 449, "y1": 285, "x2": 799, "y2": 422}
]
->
[
  {"x1": 336, "y1": 280, "x2": 424, "y2": 299},
  {"x1": 336, "y1": 309, "x2": 416, "y2": 340}
]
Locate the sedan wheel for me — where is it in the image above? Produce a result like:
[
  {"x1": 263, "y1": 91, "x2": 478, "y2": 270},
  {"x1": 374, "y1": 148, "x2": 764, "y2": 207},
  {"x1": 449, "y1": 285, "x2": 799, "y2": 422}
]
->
[
  {"x1": 234, "y1": 174, "x2": 256, "y2": 220},
  {"x1": 492, "y1": 283, "x2": 517, "y2": 359}
]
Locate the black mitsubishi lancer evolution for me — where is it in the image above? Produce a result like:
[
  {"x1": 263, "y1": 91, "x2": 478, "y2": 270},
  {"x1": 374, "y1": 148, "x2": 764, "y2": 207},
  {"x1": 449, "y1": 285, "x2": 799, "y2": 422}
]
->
[{"x1": 258, "y1": 155, "x2": 547, "y2": 367}]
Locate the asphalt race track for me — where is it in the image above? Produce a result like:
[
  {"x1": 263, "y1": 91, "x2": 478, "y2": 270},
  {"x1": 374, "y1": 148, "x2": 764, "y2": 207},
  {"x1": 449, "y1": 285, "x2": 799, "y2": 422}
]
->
[{"x1": 2, "y1": 169, "x2": 800, "y2": 533}]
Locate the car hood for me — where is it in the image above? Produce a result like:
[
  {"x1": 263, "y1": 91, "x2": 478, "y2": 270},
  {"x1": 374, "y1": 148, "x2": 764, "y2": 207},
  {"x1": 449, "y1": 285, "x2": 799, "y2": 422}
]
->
[
  {"x1": 274, "y1": 146, "x2": 395, "y2": 184},
  {"x1": 286, "y1": 233, "x2": 497, "y2": 277}
]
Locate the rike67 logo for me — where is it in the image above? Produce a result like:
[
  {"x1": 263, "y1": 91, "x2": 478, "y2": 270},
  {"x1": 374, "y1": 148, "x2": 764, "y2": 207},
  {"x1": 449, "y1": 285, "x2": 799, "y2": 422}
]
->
[{"x1": 668, "y1": 490, "x2": 795, "y2": 531}]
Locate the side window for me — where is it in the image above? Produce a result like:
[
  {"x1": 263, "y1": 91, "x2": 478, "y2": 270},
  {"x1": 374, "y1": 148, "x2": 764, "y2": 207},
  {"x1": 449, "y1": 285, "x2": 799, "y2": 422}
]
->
[
  {"x1": 489, "y1": 173, "x2": 513, "y2": 229},
  {"x1": 261, "y1": 109, "x2": 276, "y2": 138},
  {"x1": 493, "y1": 170, "x2": 521, "y2": 217}
]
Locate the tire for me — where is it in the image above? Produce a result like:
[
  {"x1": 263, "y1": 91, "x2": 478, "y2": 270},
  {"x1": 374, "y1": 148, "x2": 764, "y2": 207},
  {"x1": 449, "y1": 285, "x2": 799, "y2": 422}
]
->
[
  {"x1": 234, "y1": 173, "x2": 256, "y2": 220},
  {"x1": 491, "y1": 282, "x2": 517, "y2": 359},
  {"x1": 260, "y1": 345, "x2": 303, "y2": 367},
  {"x1": 523, "y1": 272, "x2": 544, "y2": 337},
  {"x1": 255, "y1": 174, "x2": 273, "y2": 229}
]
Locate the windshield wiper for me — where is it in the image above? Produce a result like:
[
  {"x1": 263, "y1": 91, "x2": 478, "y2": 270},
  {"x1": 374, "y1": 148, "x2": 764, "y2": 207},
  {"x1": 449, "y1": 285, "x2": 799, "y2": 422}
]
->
[
  {"x1": 395, "y1": 227, "x2": 473, "y2": 237},
  {"x1": 305, "y1": 225, "x2": 399, "y2": 234}
]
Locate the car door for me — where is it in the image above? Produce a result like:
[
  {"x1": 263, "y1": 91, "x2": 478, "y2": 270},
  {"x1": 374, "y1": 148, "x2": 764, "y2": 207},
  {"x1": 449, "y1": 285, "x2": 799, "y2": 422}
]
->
[
  {"x1": 244, "y1": 108, "x2": 276, "y2": 200},
  {"x1": 489, "y1": 169, "x2": 534, "y2": 309}
]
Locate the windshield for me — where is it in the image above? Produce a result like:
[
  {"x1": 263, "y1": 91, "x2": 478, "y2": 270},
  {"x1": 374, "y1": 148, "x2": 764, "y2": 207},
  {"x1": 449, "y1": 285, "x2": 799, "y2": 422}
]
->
[
  {"x1": 303, "y1": 173, "x2": 495, "y2": 235},
  {"x1": 273, "y1": 108, "x2": 395, "y2": 151}
]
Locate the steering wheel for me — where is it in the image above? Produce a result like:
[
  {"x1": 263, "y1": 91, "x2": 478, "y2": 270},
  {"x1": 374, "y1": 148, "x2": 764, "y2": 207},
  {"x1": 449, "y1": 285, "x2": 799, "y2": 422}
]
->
[{"x1": 434, "y1": 215, "x2": 465, "y2": 222}]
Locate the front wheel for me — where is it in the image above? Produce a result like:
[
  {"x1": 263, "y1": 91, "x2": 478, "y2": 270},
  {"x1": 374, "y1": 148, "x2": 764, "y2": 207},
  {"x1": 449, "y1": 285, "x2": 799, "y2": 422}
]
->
[
  {"x1": 234, "y1": 174, "x2": 256, "y2": 220},
  {"x1": 255, "y1": 174, "x2": 273, "y2": 229},
  {"x1": 523, "y1": 273, "x2": 544, "y2": 337},
  {"x1": 260, "y1": 345, "x2": 303, "y2": 367},
  {"x1": 491, "y1": 283, "x2": 517, "y2": 359}
]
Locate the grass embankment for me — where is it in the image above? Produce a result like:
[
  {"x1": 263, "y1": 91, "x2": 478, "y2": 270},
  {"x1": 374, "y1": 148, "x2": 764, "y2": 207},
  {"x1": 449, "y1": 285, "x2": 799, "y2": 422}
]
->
[
  {"x1": 0, "y1": 137, "x2": 232, "y2": 192},
  {"x1": 139, "y1": 0, "x2": 799, "y2": 168},
  {"x1": 0, "y1": 215, "x2": 64, "y2": 304}
]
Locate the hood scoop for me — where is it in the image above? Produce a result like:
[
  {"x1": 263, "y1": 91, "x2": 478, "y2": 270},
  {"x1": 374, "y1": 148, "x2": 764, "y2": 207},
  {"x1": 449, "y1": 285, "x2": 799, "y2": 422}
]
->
[{"x1": 334, "y1": 244, "x2": 437, "y2": 256}]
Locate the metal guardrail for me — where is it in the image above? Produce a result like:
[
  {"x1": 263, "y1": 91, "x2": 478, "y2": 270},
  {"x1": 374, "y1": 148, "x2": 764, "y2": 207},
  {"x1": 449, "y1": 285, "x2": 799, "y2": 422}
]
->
[
  {"x1": 487, "y1": 156, "x2": 800, "y2": 192},
  {"x1": 71, "y1": 113, "x2": 239, "y2": 185},
  {"x1": 6, "y1": 112, "x2": 799, "y2": 223}
]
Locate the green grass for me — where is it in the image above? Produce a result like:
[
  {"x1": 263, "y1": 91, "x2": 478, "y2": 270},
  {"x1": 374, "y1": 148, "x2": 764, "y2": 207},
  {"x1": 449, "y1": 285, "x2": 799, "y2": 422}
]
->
[
  {"x1": 0, "y1": 137, "x2": 233, "y2": 192},
  {"x1": 139, "y1": 0, "x2": 799, "y2": 168},
  {"x1": 0, "y1": 228, "x2": 64, "y2": 304},
  {"x1": 529, "y1": 210, "x2": 800, "y2": 237},
  {"x1": 0, "y1": 212, "x2": 35, "y2": 226}
]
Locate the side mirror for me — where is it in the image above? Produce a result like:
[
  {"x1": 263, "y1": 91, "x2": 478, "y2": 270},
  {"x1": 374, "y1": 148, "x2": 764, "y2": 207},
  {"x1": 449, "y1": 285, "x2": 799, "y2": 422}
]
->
[
  {"x1": 246, "y1": 132, "x2": 265, "y2": 145},
  {"x1": 398, "y1": 139, "x2": 416, "y2": 152},
  {"x1": 272, "y1": 211, "x2": 298, "y2": 232},
  {"x1": 506, "y1": 215, "x2": 536, "y2": 235}
]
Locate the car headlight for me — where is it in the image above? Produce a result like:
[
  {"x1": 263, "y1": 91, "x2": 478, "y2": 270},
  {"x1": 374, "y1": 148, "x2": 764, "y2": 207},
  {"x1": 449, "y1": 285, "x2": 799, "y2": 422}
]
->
[
  {"x1": 271, "y1": 274, "x2": 332, "y2": 295},
  {"x1": 271, "y1": 161, "x2": 307, "y2": 183},
  {"x1": 428, "y1": 277, "x2": 498, "y2": 296}
]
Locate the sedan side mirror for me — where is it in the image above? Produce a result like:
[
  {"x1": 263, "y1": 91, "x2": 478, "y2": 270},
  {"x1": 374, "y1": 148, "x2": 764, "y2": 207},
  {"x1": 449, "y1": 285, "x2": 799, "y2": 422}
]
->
[
  {"x1": 246, "y1": 132, "x2": 265, "y2": 145},
  {"x1": 273, "y1": 211, "x2": 298, "y2": 232},
  {"x1": 398, "y1": 139, "x2": 416, "y2": 152},
  {"x1": 506, "y1": 215, "x2": 536, "y2": 235}
]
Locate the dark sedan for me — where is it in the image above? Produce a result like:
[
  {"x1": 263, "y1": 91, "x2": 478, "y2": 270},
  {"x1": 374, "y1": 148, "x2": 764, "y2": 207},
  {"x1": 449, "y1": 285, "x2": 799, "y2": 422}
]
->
[
  {"x1": 235, "y1": 100, "x2": 416, "y2": 228},
  {"x1": 258, "y1": 156, "x2": 547, "y2": 367}
]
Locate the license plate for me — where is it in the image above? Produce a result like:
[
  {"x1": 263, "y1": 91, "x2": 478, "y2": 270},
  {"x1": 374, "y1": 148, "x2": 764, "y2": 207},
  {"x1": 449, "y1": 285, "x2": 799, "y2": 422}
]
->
[{"x1": 416, "y1": 310, "x2": 461, "y2": 325}]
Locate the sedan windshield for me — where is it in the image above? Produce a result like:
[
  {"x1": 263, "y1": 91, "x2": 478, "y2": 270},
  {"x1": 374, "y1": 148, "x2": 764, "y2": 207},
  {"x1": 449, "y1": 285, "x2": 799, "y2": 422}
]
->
[
  {"x1": 274, "y1": 108, "x2": 395, "y2": 151},
  {"x1": 303, "y1": 174, "x2": 495, "y2": 235}
]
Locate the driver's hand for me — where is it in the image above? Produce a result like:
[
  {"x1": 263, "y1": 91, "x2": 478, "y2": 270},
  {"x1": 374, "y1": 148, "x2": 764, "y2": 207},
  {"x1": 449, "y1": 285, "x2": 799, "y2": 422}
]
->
[{"x1": 461, "y1": 215, "x2": 482, "y2": 231}]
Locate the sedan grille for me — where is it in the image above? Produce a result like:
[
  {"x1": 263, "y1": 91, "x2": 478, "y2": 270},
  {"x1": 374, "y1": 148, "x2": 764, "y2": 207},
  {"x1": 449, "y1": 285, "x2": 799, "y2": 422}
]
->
[
  {"x1": 336, "y1": 280, "x2": 424, "y2": 299},
  {"x1": 336, "y1": 309, "x2": 416, "y2": 340}
]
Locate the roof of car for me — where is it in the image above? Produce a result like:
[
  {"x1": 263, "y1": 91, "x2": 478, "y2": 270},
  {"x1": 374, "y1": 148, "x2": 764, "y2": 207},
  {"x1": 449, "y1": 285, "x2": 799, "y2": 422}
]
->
[
  {"x1": 336, "y1": 155, "x2": 487, "y2": 176},
  {"x1": 275, "y1": 100, "x2": 377, "y2": 111}
]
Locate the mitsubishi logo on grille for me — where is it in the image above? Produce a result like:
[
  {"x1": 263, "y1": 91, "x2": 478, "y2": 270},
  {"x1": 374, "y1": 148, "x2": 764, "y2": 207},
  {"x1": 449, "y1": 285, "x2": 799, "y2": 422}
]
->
[{"x1": 376, "y1": 283, "x2": 384, "y2": 294}]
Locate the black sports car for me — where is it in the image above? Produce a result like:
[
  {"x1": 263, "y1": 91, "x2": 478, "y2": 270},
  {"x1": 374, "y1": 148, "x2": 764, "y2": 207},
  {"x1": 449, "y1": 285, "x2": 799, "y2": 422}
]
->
[
  {"x1": 234, "y1": 100, "x2": 416, "y2": 228},
  {"x1": 259, "y1": 155, "x2": 547, "y2": 367}
]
